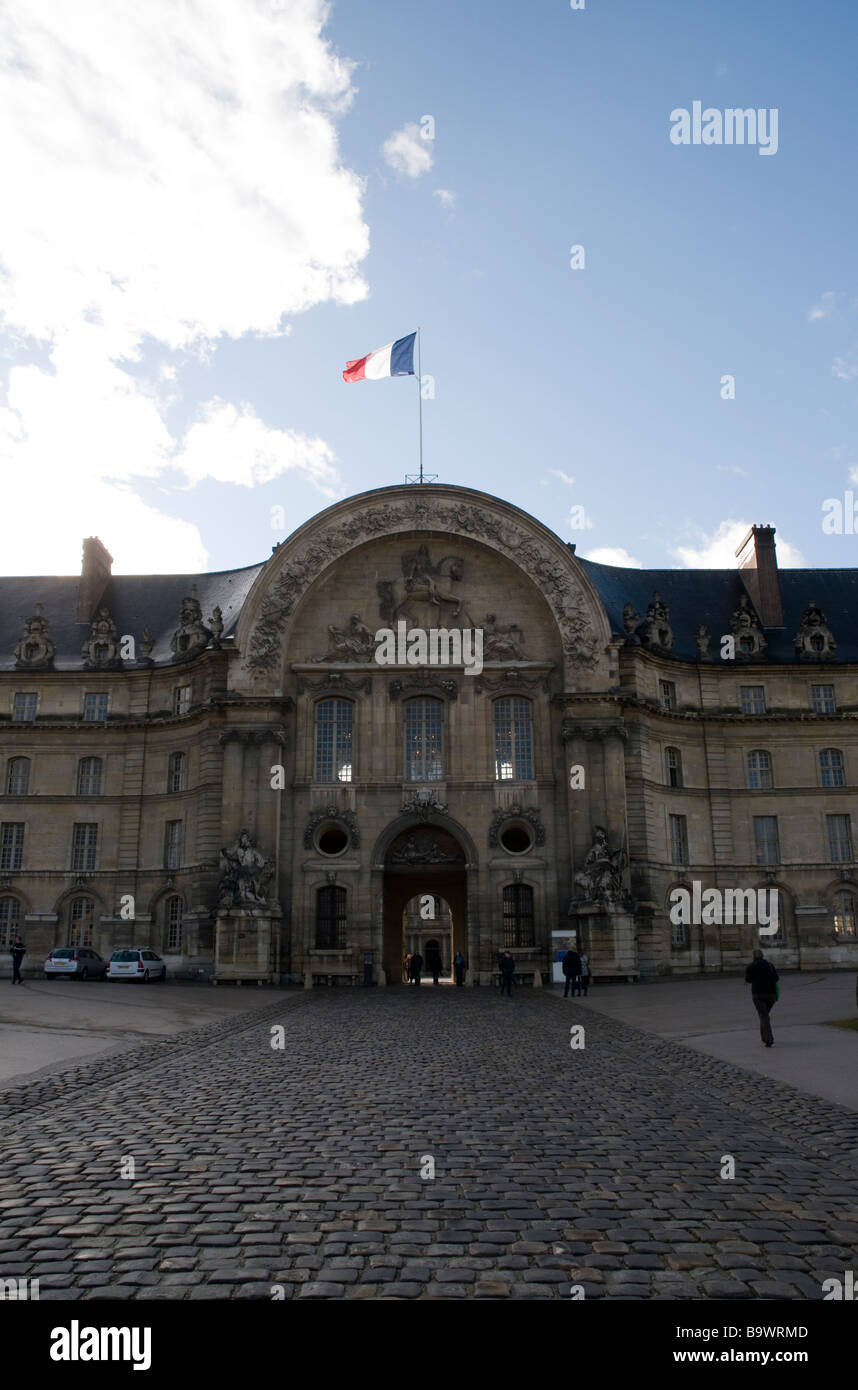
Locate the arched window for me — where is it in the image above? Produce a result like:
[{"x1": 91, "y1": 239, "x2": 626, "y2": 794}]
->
[
  {"x1": 164, "y1": 895, "x2": 183, "y2": 952},
  {"x1": 502, "y1": 884, "x2": 534, "y2": 948},
  {"x1": 315, "y1": 885, "x2": 347, "y2": 949},
  {"x1": 315, "y1": 700, "x2": 354, "y2": 783},
  {"x1": 820, "y1": 748, "x2": 845, "y2": 788},
  {"x1": 0, "y1": 896, "x2": 21, "y2": 948},
  {"x1": 493, "y1": 698, "x2": 533, "y2": 781},
  {"x1": 6, "y1": 757, "x2": 30, "y2": 795},
  {"x1": 77, "y1": 757, "x2": 103, "y2": 796},
  {"x1": 833, "y1": 891, "x2": 857, "y2": 938},
  {"x1": 747, "y1": 750, "x2": 773, "y2": 790},
  {"x1": 68, "y1": 896, "x2": 94, "y2": 947},
  {"x1": 404, "y1": 698, "x2": 443, "y2": 782},
  {"x1": 664, "y1": 747, "x2": 683, "y2": 788},
  {"x1": 168, "y1": 751, "x2": 186, "y2": 793}
]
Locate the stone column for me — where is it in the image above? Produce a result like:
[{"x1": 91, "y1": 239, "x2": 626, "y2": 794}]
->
[{"x1": 219, "y1": 731, "x2": 247, "y2": 846}]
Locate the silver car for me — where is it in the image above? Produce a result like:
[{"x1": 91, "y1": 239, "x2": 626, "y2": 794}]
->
[
  {"x1": 107, "y1": 948, "x2": 167, "y2": 982},
  {"x1": 44, "y1": 947, "x2": 108, "y2": 980}
]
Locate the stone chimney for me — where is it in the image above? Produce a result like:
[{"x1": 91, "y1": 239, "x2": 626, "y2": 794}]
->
[
  {"x1": 735, "y1": 524, "x2": 783, "y2": 628},
  {"x1": 76, "y1": 537, "x2": 114, "y2": 622}
]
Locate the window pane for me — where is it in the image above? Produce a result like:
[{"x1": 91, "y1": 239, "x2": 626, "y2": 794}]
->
[
  {"x1": 0, "y1": 897, "x2": 21, "y2": 948},
  {"x1": 827, "y1": 814, "x2": 852, "y2": 863},
  {"x1": 833, "y1": 892, "x2": 856, "y2": 937},
  {"x1": 665, "y1": 748, "x2": 682, "y2": 788},
  {"x1": 69, "y1": 897, "x2": 94, "y2": 947},
  {"x1": 502, "y1": 884, "x2": 534, "y2": 948},
  {"x1": 169, "y1": 752, "x2": 186, "y2": 793},
  {"x1": 77, "y1": 757, "x2": 103, "y2": 796},
  {"x1": 6, "y1": 758, "x2": 30, "y2": 795},
  {"x1": 71, "y1": 824, "x2": 98, "y2": 871},
  {"x1": 820, "y1": 749, "x2": 845, "y2": 788},
  {"x1": 811, "y1": 684, "x2": 836, "y2": 714},
  {"x1": 658, "y1": 681, "x2": 676, "y2": 711},
  {"x1": 165, "y1": 896, "x2": 183, "y2": 951},
  {"x1": 747, "y1": 750, "x2": 773, "y2": 790},
  {"x1": 405, "y1": 698, "x2": 443, "y2": 782},
  {"x1": 173, "y1": 686, "x2": 191, "y2": 716},
  {"x1": 315, "y1": 700, "x2": 353, "y2": 783},
  {"x1": 0, "y1": 823, "x2": 24, "y2": 871},
  {"x1": 165, "y1": 821, "x2": 183, "y2": 869},
  {"x1": 753, "y1": 816, "x2": 779, "y2": 865},
  {"x1": 669, "y1": 814, "x2": 687, "y2": 865},
  {"x1": 494, "y1": 698, "x2": 533, "y2": 781},
  {"x1": 83, "y1": 693, "x2": 109, "y2": 722},
  {"x1": 315, "y1": 885, "x2": 347, "y2": 948},
  {"x1": 12, "y1": 693, "x2": 38, "y2": 722},
  {"x1": 740, "y1": 686, "x2": 766, "y2": 715}
]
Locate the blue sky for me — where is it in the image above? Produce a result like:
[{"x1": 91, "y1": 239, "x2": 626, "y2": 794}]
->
[{"x1": 2, "y1": 0, "x2": 857, "y2": 575}]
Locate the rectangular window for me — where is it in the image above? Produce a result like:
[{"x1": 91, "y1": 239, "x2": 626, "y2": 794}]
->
[
  {"x1": 165, "y1": 897, "x2": 183, "y2": 952},
  {"x1": 811, "y1": 684, "x2": 836, "y2": 714},
  {"x1": 315, "y1": 700, "x2": 354, "y2": 783},
  {"x1": 827, "y1": 814, "x2": 852, "y2": 864},
  {"x1": 668, "y1": 813, "x2": 688, "y2": 866},
  {"x1": 173, "y1": 686, "x2": 192, "y2": 716},
  {"x1": 169, "y1": 752, "x2": 186, "y2": 794},
  {"x1": 494, "y1": 698, "x2": 534, "y2": 781},
  {"x1": 315, "y1": 885, "x2": 347, "y2": 949},
  {"x1": 502, "y1": 884, "x2": 534, "y2": 949},
  {"x1": 12, "y1": 693, "x2": 38, "y2": 722},
  {"x1": 404, "y1": 699, "x2": 443, "y2": 782},
  {"x1": 819, "y1": 749, "x2": 845, "y2": 788},
  {"x1": 6, "y1": 759, "x2": 30, "y2": 795},
  {"x1": 753, "y1": 815, "x2": 780, "y2": 865},
  {"x1": 665, "y1": 748, "x2": 683, "y2": 788},
  {"x1": 739, "y1": 685, "x2": 766, "y2": 715},
  {"x1": 165, "y1": 820, "x2": 183, "y2": 870},
  {"x1": 71, "y1": 824, "x2": 98, "y2": 872},
  {"x1": 83, "y1": 692, "x2": 109, "y2": 722},
  {"x1": 0, "y1": 823, "x2": 24, "y2": 872},
  {"x1": 658, "y1": 680, "x2": 676, "y2": 711}
]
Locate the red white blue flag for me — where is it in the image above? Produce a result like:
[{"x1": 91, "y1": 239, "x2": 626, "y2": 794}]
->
[{"x1": 343, "y1": 332, "x2": 416, "y2": 382}]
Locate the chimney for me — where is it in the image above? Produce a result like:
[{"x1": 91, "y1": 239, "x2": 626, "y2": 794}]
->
[
  {"x1": 77, "y1": 537, "x2": 114, "y2": 622},
  {"x1": 735, "y1": 524, "x2": 783, "y2": 628}
]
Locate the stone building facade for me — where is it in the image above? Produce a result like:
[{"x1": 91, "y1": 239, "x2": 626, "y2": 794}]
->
[{"x1": 1, "y1": 484, "x2": 857, "y2": 983}]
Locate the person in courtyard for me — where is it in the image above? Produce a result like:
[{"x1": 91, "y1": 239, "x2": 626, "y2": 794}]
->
[
  {"x1": 10, "y1": 935, "x2": 25, "y2": 985},
  {"x1": 745, "y1": 947, "x2": 779, "y2": 1047},
  {"x1": 453, "y1": 951, "x2": 466, "y2": 986},
  {"x1": 409, "y1": 951, "x2": 424, "y2": 987},
  {"x1": 499, "y1": 950, "x2": 516, "y2": 997},
  {"x1": 425, "y1": 943, "x2": 443, "y2": 985},
  {"x1": 403, "y1": 951, "x2": 412, "y2": 984},
  {"x1": 562, "y1": 946, "x2": 582, "y2": 998},
  {"x1": 579, "y1": 953, "x2": 591, "y2": 996}
]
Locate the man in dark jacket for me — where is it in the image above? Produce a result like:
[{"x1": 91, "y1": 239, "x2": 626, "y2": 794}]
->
[
  {"x1": 10, "y1": 935, "x2": 25, "y2": 985},
  {"x1": 562, "y1": 947, "x2": 582, "y2": 998},
  {"x1": 409, "y1": 951, "x2": 424, "y2": 987},
  {"x1": 453, "y1": 951, "x2": 466, "y2": 986},
  {"x1": 745, "y1": 948, "x2": 779, "y2": 1046},
  {"x1": 499, "y1": 951, "x2": 516, "y2": 997}
]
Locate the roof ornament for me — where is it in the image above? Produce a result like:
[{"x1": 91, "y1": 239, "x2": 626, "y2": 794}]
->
[
  {"x1": 81, "y1": 605, "x2": 121, "y2": 668},
  {"x1": 730, "y1": 593, "x2": 767, "y2": 658},
  {"x1": 170, "y1": 593, "x2": 212, "y2": 660},
  {"x1": 794, "y1": 598, "x2": 836, "y2": 662},
  {"x1": 14, "y1": 604, "x2": 55, "y2": 670}
]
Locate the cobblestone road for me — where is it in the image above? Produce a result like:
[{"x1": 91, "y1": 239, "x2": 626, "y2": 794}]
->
[{"x1": 2, "y1": 988, "x2": 857, "y2": 1300}]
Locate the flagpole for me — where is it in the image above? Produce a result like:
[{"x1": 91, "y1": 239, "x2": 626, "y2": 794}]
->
[{"x1": 416, "y1": 326, "x2": 423, "y2": 484}]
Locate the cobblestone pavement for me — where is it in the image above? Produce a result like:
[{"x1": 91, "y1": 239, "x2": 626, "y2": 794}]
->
[{"x1": 1, "y1": 988, "x2": 857, "y2": 1300}]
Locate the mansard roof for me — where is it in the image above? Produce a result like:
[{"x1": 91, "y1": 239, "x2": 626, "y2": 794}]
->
[
  {"x1": 0, "y1": 564, "x2": 264, "y2": 672},
  {"x1": 580, "y1": 560, "x2": 858, "y2": 664}
]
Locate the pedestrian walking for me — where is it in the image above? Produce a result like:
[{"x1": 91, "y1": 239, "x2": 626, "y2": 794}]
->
[
  {"x1": 562, "y1": 946, "x2": 582, "y2": 998},
  {"x1": 425, "y1": 943, "x2": 443, "y2": 985},
  {"x1": 745, "y1": 948, "x2": 779, "y2": 1047},
  {"x1": 409, "y1": 951, "x2": 424, "y2": 987},
  {"x1": 579, "y1": 953, "x2": 590, "y2": 996},
  {"x1": 453, "y1": 951, "x2": 466, "y2": 986},
  {"x1": 403, "y1": 951, "x2": 412, "y2": 984},
  {"x1": 10, "y1": 935, "x2": 25, "y2": 985},
  {"x1": 499, "y1": 950, "x2": 516, "y2": 997}
]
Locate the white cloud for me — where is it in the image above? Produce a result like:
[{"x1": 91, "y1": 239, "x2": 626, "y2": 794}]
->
[
  {"x1": 670, "y1": 519, "x2": 805, "y2": 569},
  {"x1": 381, "y1": 123, "x2": 434, "y2": 178},
  {"x1": 550, "y1": 469, "x2": 575, "y2": 486},
  {"x1": 176, "y1": 399, "x2": 341, "y2": 497},
  {"x1": 433, "y1": 188, "x2": 456, "y2": 211},
  {"x1": 582, "y1": 546, "x2": 643, "y2": 568},
  {"x1": 0, "y1": 0, "x2": 367, "y2": 574},
  {"x1": 808, "y1": 291, "x2": 836, "y2": 322},
  {"x1": 832, "y1": 350, "x2": 858, "y2": 380}
]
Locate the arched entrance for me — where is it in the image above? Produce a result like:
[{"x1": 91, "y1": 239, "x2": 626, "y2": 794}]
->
[{"x1": 382, "y1": 825, "x2": 467, "y2": 983}]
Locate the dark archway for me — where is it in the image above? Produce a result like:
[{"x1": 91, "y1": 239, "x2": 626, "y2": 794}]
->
[{"x1": 383, "y1": 825, "x2": 467, "y2": 983}]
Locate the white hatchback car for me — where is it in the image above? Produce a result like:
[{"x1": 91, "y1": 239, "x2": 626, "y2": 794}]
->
[{"x1": 107, "y1": 948, "x2": 167, "y2": 982}]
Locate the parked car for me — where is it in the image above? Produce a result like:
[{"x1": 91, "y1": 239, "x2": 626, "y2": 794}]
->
[
  {"x1": 107, "y1": 948, "x2": 167, "y2": 982},
  {"x1": 44, "y1": 947, "x2": 108, "y2": 980}
]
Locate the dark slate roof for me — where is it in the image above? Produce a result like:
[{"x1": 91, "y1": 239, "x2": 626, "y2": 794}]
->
[
  {"x1": 0, "y1": 564, "x2": 265, "y2": 671},
  {"x1": 578, "y1": 559, "x2": 858, "y2": 664}
]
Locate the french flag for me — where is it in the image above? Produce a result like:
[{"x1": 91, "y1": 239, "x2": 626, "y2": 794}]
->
[{"x1": 343, "y1": 331, "x2": 416, "y2": 383}]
